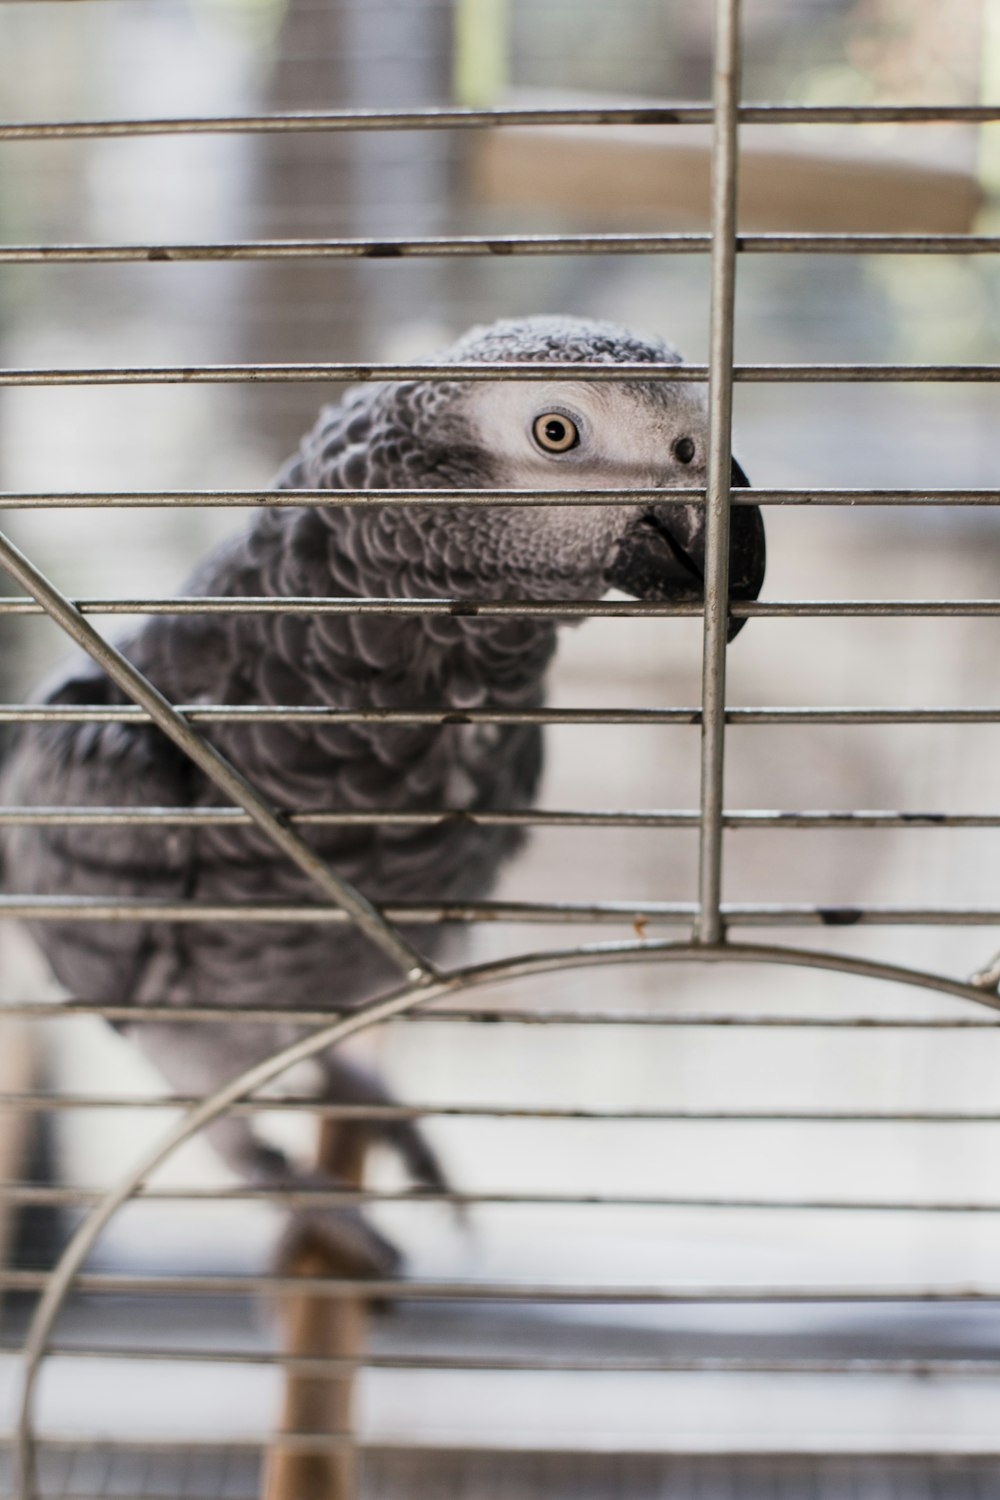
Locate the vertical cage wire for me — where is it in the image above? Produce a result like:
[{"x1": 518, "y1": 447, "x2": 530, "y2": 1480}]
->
[{"x1": 696, "y1": 0, "x2": 741, "y2": 944}]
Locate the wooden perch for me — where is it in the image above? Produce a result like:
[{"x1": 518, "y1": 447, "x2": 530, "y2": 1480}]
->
[{"x1": 262, "y1": 1117, "x2": 370, "y2": 1500}]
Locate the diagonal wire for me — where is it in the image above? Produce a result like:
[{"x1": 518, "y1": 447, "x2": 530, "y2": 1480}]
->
[{"x1": 0, "y1": 528, "x2": 435, "y2": 986}]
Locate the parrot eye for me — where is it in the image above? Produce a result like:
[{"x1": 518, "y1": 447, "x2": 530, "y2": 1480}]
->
[
  {"x1": 532, "y1": 412, "x2": 580, "y2": 453},
  {"x1": 673, "y1": 436, "x2": 696, "y2": 464}
]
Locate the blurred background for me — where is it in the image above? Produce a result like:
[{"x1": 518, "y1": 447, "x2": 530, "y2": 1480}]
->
[{"x1": 2, "y1": 0, "x2": 1000, "y2": 1492}]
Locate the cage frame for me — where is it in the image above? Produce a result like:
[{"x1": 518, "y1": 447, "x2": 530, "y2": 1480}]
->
[{"x1": 2, "y1": 0, "x2": 1000, "y2": 1492}]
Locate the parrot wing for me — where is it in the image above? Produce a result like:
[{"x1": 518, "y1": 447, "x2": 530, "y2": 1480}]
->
[{"x1": 1, "y1": 654, "x2": 198, "y2": 1005}]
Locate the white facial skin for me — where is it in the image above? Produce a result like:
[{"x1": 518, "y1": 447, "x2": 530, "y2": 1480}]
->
[
  {"x1": 461, "y1": 378, "x2": 712, "y2": 597},
  {"x1": 466, "y1": 378, "x2": 710, "y2": 487}
]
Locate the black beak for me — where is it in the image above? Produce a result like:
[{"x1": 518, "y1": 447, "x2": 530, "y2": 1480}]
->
[{"x1": 604, "y1": 457, "x2": 766, "y2": 642}]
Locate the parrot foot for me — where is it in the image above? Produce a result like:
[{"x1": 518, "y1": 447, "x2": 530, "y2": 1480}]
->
[
  {"x1": 272, "y1": 1169, "x2": 402, "y2": 1280},
  {"x1": 313, "y1": 1053, "x2": 451, "y2": 1199}
]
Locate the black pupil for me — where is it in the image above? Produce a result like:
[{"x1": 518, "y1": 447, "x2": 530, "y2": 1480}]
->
[
  {"x1": 675, "y1": 437, "x2": 695, "y2": 463},
  {"x1": 544, "y1": 419, "x2": 567, "y2": 444}
]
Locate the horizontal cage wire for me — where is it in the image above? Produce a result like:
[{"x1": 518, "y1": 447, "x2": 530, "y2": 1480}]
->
[
  {"x1": 4, "y1": 233, "x2": 1000, "y2": 262},
  {"x1": 1, "y1": 362, "x2": 1000, "y2": 381},
  {"x1": 0, "y1": 487, "x2": 997, "y2": 505},
  {"x1": 3, "y1": 0, "x2": 1000, "y2": 1495},
  {"x1": 2, "y1": 103, "x2": 1000, "y2": 137}
]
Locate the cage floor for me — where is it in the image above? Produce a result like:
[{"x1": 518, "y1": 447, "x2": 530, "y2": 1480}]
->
[
  {"x1": 5, "y1": 1291, "x2": 1000, "y2": 1498},
  {"x1": 366, "y1": 1451, "x2": 1000, "y2": 1499},
  {"x1": 3, "y1": 1448, "x2": 1000, "y2": 1500}
]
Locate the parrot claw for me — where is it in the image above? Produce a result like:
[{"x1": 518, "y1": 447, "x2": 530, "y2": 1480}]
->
[{"x1": 274, "y1": 1181, "x2": 403, "y2": 1281}]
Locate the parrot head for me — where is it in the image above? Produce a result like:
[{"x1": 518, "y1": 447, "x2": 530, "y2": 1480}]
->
[{"x1": 329, "y1": 316, "x2": 766, "y2": 636}]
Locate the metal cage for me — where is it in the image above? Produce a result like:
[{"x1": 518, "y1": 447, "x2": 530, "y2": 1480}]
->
[{"x1": 2, "y1": 0, "x2": 1000, "y2": 1495}]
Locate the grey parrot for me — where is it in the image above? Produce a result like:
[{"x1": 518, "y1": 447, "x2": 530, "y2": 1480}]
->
[{"x1": 1, "y1": 316, "x2": 765, "y2": 1272}]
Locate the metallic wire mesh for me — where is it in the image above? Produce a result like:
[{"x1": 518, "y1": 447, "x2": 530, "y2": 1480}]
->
[{"x1": 2, "y1": 0, "x2": 1000, "y2": 1494}]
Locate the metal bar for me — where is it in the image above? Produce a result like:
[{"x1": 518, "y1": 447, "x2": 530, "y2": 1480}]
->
[
  {"x1": 3, "y1": 1182, "x2": 1000, "y2": 1212},
  {"x1": 4, "y1": 1094, "x2": 999, "y2": 1122},
  {"x1": 704, "y1": 0, "x2": 743, "y2": 942},
  {"x1": 0, "y1": 235, "x2": 693, "y2": 264},
  {"x1": 3, "y1": 595, "x2": 1000, "y2": 619},
  {"x1": 4, "y1": 232, "x2": 1000, "y2": 264},
  {"x1": 2, "y1": 895, "x2": 1000, "y2": 926},
  {"x1": 738, "y1": 366, "x2": 1000, "y2": 382},
  {"x1": 0, "y1": 362, "x2": 998, "y2": 386},
  {"x1": 0, "y1": 703, "x2": 656, "y2": 723},
  {"x1": 0, "y1": 360, "x2": 716, "y2": 387},
  {"x1": 18, "y1": 1346, "x2": 1000, "y2": 1377},
  {"x1": 1, "y1": 487, "x2": 1000, "y2": 508},
  {"x1": 3, "y1": 703, "x2": 1000, "y2": 727},
  {"x1": 0, "y1": 894, "x2": 761, "y2": 918},
  {"x1": 0, "y1": 805, "x2": 993, "y2": 830},
  {"x1": 736, "y1": 601, "x2": 1000, "y2": 617},
  {"x1": 2, "y1": 103, "x2": 1000, "y2": 141},
  {"x1": 0, "y1": 703, "x2": 701, "y2": 723},
  {"x1": 3, "y1": 1268, "x2": 999, "y2": 1301},
  {"x1": 0, "y1": 530, "x2": 435, "y2": 987},
  {"x1": 4, "y1": 1001, "x2": 995, "y2": 1028}
]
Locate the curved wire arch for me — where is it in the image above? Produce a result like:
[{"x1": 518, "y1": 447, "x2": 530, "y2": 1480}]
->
[{"x1": 15, "y1": 936, "x2": 1000, "y2": 1496}]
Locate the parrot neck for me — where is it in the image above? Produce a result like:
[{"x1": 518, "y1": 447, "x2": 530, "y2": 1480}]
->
[
  {"x1": 173, "y1": 505, "x2": 563, "y2": 715},
  {"x1": 308, "y1": 504, "x2": 564, "y2": 708}
]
